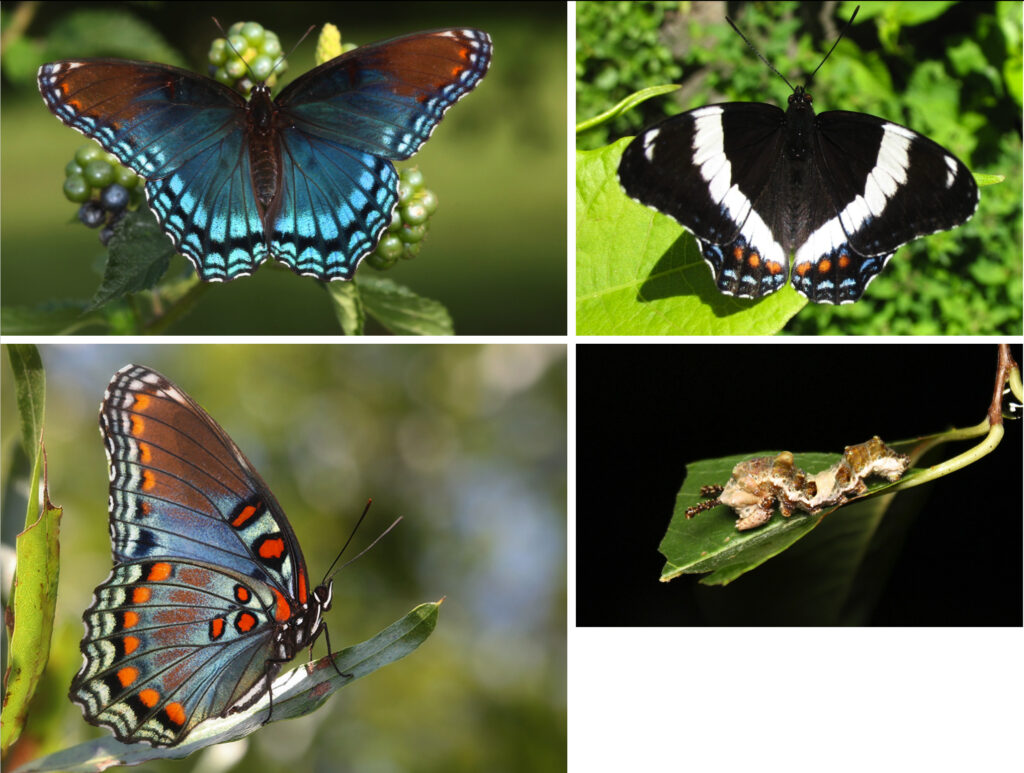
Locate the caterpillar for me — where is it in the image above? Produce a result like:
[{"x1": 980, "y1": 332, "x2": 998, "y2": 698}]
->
[{"x1": 685, "y1": 436, "x2": 910, "y2": 531}]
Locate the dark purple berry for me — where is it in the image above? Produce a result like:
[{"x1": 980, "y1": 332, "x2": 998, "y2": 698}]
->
[
  {"x1": 100, "y1": 184, "x2": 130, "y2": 212},
  {"x1": 78, "y1": 202, "x2": 106, "y2": 228}
]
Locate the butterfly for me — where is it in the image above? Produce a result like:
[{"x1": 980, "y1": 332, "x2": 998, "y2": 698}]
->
[
  {"x1": 617, "y1": 9, "x2": 978, "y2": 304},
  {"x1": 71, "y1": 364, "x2": 337, "y2": 746},
  {"x1": 38, "y1": 28, "x2": 492, "y2": 282}
]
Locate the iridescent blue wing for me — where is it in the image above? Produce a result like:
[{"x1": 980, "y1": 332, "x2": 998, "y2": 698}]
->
[
  {"x1": 268, "y1": 28, "x2": 493, "y2": 279},
  {"x1": 38, "y1": 60, "x2": 267, "y2": 281},
  {"x1": 70, "y1": 365, "x2": 322, "y2": 746}
]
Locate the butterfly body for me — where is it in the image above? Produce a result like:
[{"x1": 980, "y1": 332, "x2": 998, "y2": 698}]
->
[
  {"x1": 39, "y1": 29, "x2": 492, "y2": 282},
  {"x1": 71, "y1": 365, "x2": 335, "y2": 746},
  {"x1": 618, "y1": 34, "x2": 978, "y2": 304}
]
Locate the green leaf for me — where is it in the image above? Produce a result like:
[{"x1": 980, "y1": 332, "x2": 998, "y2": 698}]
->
[
  {"x1": 325, "y1": 281, "x2": 366, "y2": 335},
  {"x1": 89, "y1": 209, "x2": 175, "y2": 309},
  {"x1": 576, "y1": 141, "x2": 804, "y2": 335},
  {"x1": 2, "y1": 36, "x2": 43, "y2": 83},
  {"x1": 6, "y1": 345, "x2": 45, "y2": 458},
  {"x1": 1, "y1": 349, "x2": 62, "y2": 756},
  {"x1": 44, "y1": 8, "x2": 186, "y2": 66},
  {"x1": 359, "y1": 276, "x2": 454, "y2": 336},
  {"x1": 16, "y1": 603, "x2": 440, "y2": 772}
]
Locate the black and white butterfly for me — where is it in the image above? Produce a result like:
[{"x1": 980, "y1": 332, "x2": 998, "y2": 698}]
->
[{"x1": 618, "y1": 7, "x2": 979, "y2": 305}]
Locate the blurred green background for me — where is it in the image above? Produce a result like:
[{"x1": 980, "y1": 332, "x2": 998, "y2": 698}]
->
[
  {"x1": 2, "y1": 2, "x2": 567, "y2": 334},
  {"x1": 1, "y1": 344, "x2": 566, "y2": 771}
]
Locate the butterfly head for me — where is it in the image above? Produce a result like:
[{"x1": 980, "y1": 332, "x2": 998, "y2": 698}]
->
[
  {"x1": 787, "y1": 86, "x2": 814, "y2": 114},
  {"x1": 312, "y1": 580, "x2": 334, "y2": 615}
]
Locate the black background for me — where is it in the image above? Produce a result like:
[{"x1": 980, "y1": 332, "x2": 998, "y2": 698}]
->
[{"x1": 576, "y1": 343, "x2": 1022, "y2": 626}]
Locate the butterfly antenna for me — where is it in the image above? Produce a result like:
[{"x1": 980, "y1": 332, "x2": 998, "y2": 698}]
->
[
  {"x1": 319, "y1": 499, "x2": 403, "y2": 583},
  {"x1": 725, "y1": 14, "x2": 795, "y2": 91},
  {"x1": 211, "y1": 18, "x2": 315, "y2": 84},
  {"x1": 290, "y1": 25, "x2": 318, "y2": 57},
  {"x1": 807, "y1": 5, "x2": 860, "y2": 85},
  {"x1": 726, "y1": 5, "x2": 861, "y2": 92},
  {"x1": 330, "y1": 516, "x2": 403, "y2": 580},
  {"x1": 266, "y1": 25, "x2": 318, "y2": 80}
]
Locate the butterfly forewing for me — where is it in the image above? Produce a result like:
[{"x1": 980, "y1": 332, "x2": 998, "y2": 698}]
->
[
  {"x1": 99, "y1": 365, "x2": 308, "y2": 594},
  {"x1": 278, "y1": 28, "x2": 493, "y2": 160}
]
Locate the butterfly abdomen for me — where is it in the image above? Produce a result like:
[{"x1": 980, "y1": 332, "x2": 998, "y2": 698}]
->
[{"x1": 246, "y1": 85, "x2": 283, "y2": 221}]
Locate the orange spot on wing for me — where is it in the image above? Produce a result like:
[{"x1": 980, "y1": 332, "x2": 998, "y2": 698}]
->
[
  {"x1": 298, "y1": 572, "x2": 308, "y2": 604},
  {"x1": 147, "y1": 563, "x2": 171, "y2": 581},
  {"x1": 164, "y1": 702, "x2": 186, "y2": 727},
  {"x1": 838, "y1": 253, "x2": 851, "y2": 268},
  {"x1": 732, "y1": 246, "x2": 744, "y2": 261},
  {"x1": 123, "y1": 636, "x2": 140, "y2": 654},
  {"x1": 767, "y1": 262, "x2": 783, "y2": 276},
  {"x1": 259, "y1": 538, "x2": 285, "y2": 559},
  {"x1": 795, "y1": 264, "x2": 811, "y2": 277},
  {"x1": 132, "y1": 587, "x2": 151, "y2": 604},
  {"x1": 138, "y1": 442, "x2": 151, "y2": 463},
  {"x1": 210, "y1": 618, "x2": 225, "y2": 639},
  {"x1": 142, "y1": 470, "x2": 156, "y2": 490},
  {"x1": 818, "y1": 259, "x2": 832, "y2": 273},
  {"x1": 235, "y1": 585, "x2": 250, "y2": 603},
  {"x1": 133, "y1": 394, "x2": 151, "y2": 411},
  {"x1": 117, "y1": 667, "x2": 139, "y2": 687},
  {"x1": 236, "y1": 612, "x2": 257, "y2": 632},
  {"x1": 121, "y1": 611, "x2": 139, "y2": 628},
  {"x1": 747, "y1": 253, "x2": 761, "y2": 268},
  {"x1": 130, "y1": 415, "x2": 145, "y2": 436},
  {"x1": 273, "y1": 588, "x2": 291, "y2": 622},
  {"x1": 139, "y1": 688, "x2": 160, "y2": 708},
  {"x1": 231, "y1": 504, "x2": 259, "y2": 528}
]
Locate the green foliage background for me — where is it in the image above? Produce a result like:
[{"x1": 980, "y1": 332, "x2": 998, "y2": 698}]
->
[
  {"x1": 2, "y1": 2, "x2": 567, "y2": 335},
  {"x1": 576, "y1": 1, "x2": 1022, "y2": 335},
  {"x1": 0, "y1": 344, "x2": 567, "y2": 771}
]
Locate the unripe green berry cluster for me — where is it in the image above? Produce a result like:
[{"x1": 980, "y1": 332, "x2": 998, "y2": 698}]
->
[
  {"x1": 367, "y1": 167, "x2": 439, "y2": 271},
  {"x1": 208, "y1": 21, "x2": 285, "y2": 95}
]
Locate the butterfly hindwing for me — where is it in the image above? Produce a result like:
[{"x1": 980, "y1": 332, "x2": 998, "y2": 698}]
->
[
  {"x1": 143, "y1": 138, "x2": 269, "y2": 281},
  {"x1": 71, "y1": 559, "x2": 287, "y2": 746},
  {"x1": 71, "y1": 365, "x2": 328, "y2": 746},
  {"x1": 270, "y1": 139, "x2": 399, "y2": 279}
]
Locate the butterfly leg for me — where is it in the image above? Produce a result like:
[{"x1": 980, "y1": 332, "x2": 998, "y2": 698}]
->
[{"x1": 319, "y1": 624, "x2": 351, "y2": 679}]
